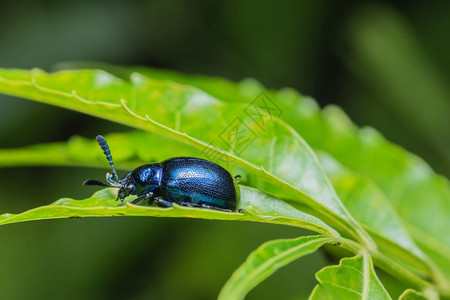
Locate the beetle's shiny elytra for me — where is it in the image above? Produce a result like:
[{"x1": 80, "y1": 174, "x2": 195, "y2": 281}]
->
[{"x1": 83, "y1": 135, "x2": 240, "y2": 212}]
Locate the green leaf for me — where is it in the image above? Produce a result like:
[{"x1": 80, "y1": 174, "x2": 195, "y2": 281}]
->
[
  {"x1": 0, "y1": 185, "x2": 339, "y2": 238},
  {"x1": 49, "y1": 64, "x2": 450, "y2": 295},
  {"x1": 115, "y1": 64, "x2": 450, "y2": 285},
  {"x1": 218, "y1": 235, "x2": 337, "y2": 300},
  {"x1": 310, "y1": 254, "x2": 391, "y2": 300},
  {"x1": 126, "y1": 65, "x2": 450, "y2": 285},
  {"x1": 0, "y1": 68, "x2": 373, "y2": 247}
]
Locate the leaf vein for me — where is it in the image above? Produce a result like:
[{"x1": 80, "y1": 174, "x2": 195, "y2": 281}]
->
[{"x1": 320, "y1": 280, "x2": 363, "y2": 296}]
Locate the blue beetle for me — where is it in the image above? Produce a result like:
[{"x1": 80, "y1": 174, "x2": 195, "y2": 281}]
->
[{"x1": 84, "y1": 135, "x2": 240, "y2": 212}]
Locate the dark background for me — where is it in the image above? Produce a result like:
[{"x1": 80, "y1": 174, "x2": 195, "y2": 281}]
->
[{"x1": 0, "y1": 1, "x2": 449, "y2": 299}]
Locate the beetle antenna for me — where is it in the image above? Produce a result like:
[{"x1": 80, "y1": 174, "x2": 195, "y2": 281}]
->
[
  {"x1": 96, "y1": 135, "x2": 119, "y2": 183},
  {"x1": 83, "y1": 179, "x2": 111, "y2": 187}
]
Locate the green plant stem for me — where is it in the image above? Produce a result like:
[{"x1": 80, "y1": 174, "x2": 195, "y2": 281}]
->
[{"x1": 370, "y1": 249, "x2": 447, "y2": 298}]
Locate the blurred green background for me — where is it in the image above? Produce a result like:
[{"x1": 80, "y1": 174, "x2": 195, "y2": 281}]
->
[{"x1": 1, "y1": 1, "x2": 449, "y2": 299}]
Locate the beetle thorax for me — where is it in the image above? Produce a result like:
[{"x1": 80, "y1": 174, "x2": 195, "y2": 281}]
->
[{"x1": 129, "y1": 164, "x2": 162, "y2": 196}]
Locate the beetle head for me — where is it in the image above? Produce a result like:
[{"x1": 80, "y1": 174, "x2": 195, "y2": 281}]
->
[
  {"x1": 84, "y1": 171, "x2": 137, "y2": 202},
  {"x1": 116, "y1": 173, "x2": 136, "y2": 201}
]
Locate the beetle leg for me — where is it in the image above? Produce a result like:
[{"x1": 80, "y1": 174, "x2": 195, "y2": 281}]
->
[
  {"x1": 154, "y1": 197, "x2": 173, "y2": 208},
  {"x1": 129, "y1": 195, "x2": 146, "y2": 205},
  {"x1": 177, "y1": 201, "x2": 233, "y2": 212},
  {"x1": 200, "y1": 203, "x2": 232, "y2": 212},
  {"x1": 177, "y1": 201, "x2": 202, "y2": 208},
  {"x1": 129, "y1": 192, "x2": 154, "y2": 205}
]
